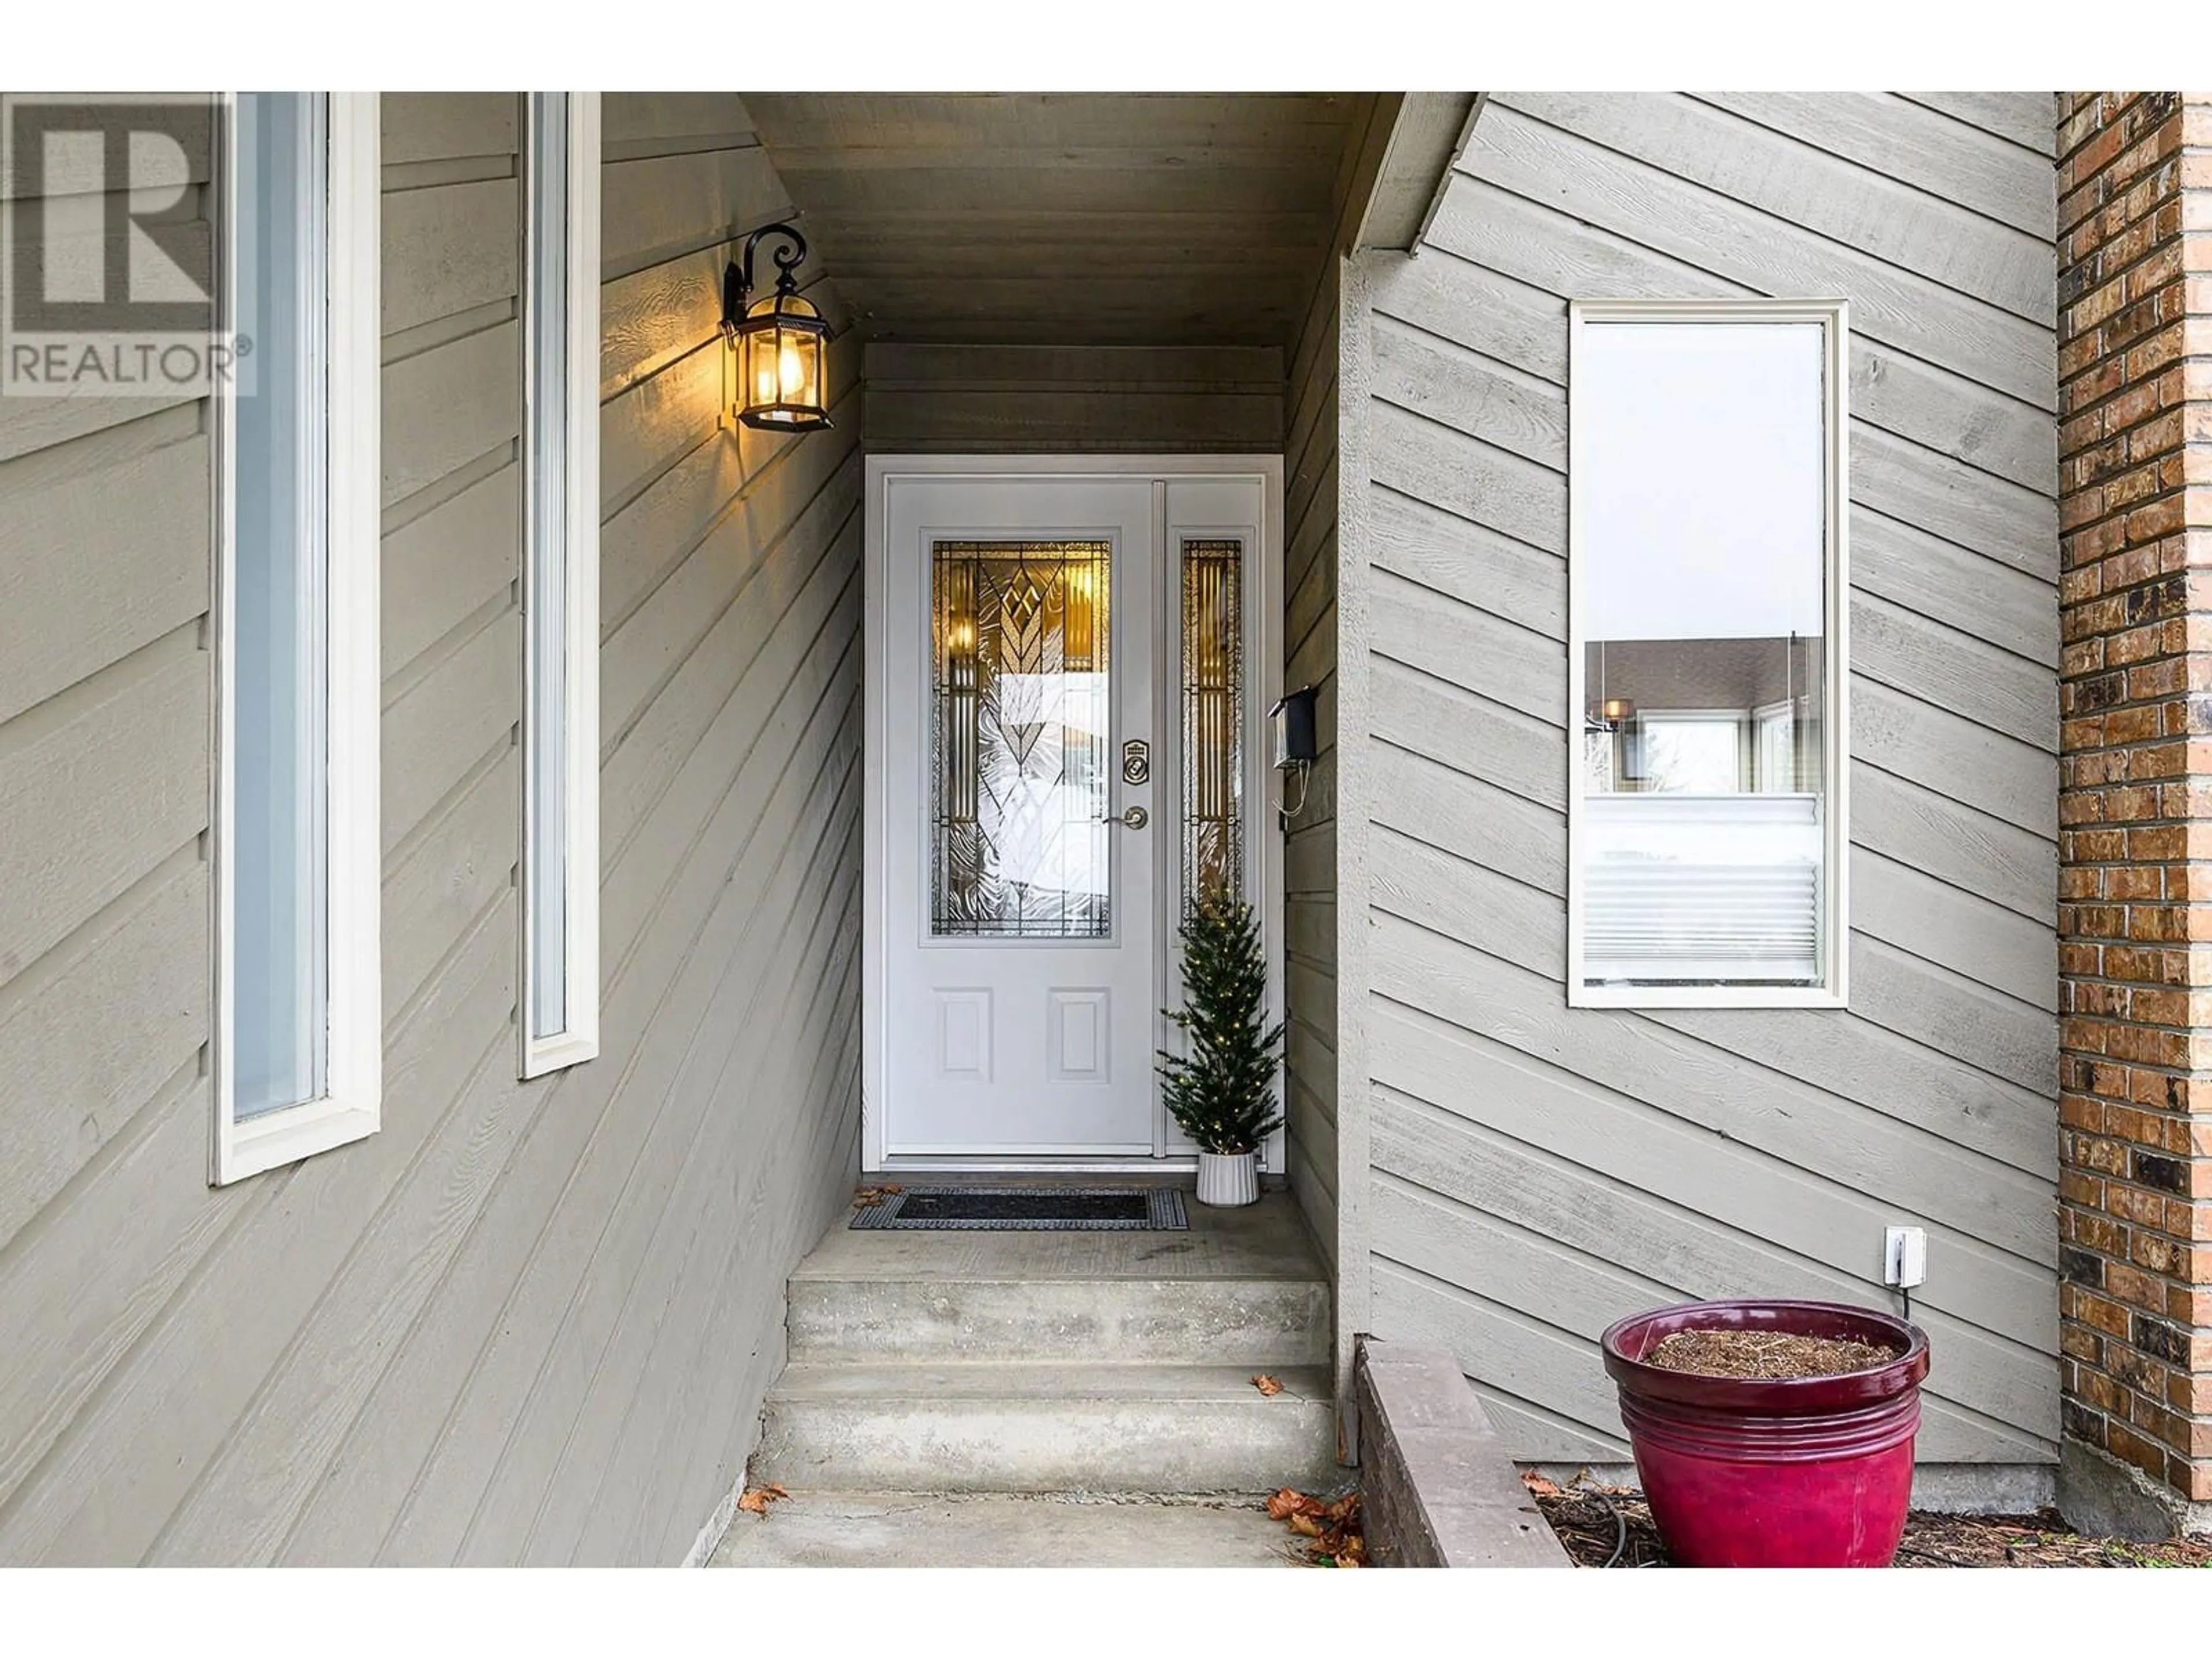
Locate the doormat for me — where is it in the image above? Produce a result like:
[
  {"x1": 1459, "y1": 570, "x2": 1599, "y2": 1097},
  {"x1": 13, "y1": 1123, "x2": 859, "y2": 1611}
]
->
[{"x1": 849, "y1": 1187, "x2": 1188, "y2": 1232}]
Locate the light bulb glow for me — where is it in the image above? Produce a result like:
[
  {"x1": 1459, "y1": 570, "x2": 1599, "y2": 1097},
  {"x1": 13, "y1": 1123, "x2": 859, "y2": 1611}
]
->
[{"x1": 723, "y1": 252, "x2": 831, "y2": 431}]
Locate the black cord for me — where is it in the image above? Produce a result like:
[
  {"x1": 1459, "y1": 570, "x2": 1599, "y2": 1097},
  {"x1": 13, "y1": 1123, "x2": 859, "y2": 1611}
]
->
[{"x1": 1594, "y1": 1489, "x2": 1628, "y2": 1569}]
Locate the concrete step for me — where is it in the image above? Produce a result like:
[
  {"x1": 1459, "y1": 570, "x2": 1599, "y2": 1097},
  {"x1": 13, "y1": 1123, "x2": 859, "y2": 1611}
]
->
[
  {"x1": 787, "y1": 1274, "x2": 1332, "y2": 1366},
  {"x1": 755, "y1": 1362, "x2": 1338, "y2": 1495},
  {"x1": 712, "y1": 1491, "x2": 1304, "y2": 1569}
]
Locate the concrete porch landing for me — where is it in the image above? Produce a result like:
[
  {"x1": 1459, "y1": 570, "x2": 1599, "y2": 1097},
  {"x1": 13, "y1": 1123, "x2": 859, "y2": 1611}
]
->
[
  {"x1": 747, "y1": 1192, "x2": 1339, "y2": 1506},
  {"x1": 786, "y1": 1188, "x2": 1332, "y2": 1365}
]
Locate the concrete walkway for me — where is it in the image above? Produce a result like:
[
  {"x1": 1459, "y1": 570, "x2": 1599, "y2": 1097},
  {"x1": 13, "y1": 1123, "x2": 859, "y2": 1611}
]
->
[{"x1": 711, "y1": 1491, "x2": 1304, "y2": 1568}]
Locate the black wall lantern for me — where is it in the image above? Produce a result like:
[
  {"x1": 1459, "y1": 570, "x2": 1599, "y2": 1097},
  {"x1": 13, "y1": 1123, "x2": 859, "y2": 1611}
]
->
[
  {"x1": 1268, "y1": 685, "x2": 1319, "y2": 825},
  {"x1": 721, "y1": 221, "x2": 832, "y2": 432}
]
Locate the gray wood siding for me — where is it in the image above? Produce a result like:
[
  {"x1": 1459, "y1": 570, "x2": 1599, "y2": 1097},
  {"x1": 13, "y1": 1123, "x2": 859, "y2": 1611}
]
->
[
  {"x1": 1281, "y1": 95, "x2": 1404, "y2": 1291},
  {"x1": 859, "y1": 343, "x2": 1282, "y2": 453},
  {"x1": 0, "y1": 93, "x2": 862, "y2": 1564},
  {"x1": 1349, "y1": 92, "x2": 2060, "y2": 1465},
  {"x1": 1283, "y1": 264, "x2": 1340, "y2": 1275}
]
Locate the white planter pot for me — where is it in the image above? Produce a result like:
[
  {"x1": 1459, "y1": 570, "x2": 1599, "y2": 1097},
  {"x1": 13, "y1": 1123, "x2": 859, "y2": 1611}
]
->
[{"x1": 1195, "y1": 1150, "x2": 1260, "y2": 1208}]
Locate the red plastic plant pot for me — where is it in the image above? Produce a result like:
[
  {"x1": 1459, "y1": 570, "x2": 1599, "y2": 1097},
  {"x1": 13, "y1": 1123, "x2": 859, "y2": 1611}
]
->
[{"x1": 1600, "y1": 1298, "x2": 1931, "y2": 1569}]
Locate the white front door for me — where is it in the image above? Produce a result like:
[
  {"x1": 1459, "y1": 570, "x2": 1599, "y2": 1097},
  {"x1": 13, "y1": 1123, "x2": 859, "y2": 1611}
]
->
[{"x1": 867, "y1": 463, "x2": 1277, "y2": 1164}]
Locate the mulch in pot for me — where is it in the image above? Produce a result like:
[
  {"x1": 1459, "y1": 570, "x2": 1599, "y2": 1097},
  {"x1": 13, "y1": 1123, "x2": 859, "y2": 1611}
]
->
[
  {"x1": 1528, "y1": 1476, "x2": 2212, "y2": 1568},
  {"x1": 1643, "y1": 1327, "x2": 1900, "y2": 1380}
]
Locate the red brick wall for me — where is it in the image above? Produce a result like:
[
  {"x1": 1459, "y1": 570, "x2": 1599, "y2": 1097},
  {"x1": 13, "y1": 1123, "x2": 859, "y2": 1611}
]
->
[{"x1": 2056, "y1": 90, "x2": 2212, "y2": 1514}]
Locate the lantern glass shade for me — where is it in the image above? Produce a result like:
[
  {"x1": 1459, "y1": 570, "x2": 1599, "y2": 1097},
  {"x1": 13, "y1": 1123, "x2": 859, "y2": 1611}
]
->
[
  {"x1": 1599, "y1": 696, "x2": 1637, "y2": 725},
  {"x1": 730, "y1": 289, "x2": 831, "y2": 431}
]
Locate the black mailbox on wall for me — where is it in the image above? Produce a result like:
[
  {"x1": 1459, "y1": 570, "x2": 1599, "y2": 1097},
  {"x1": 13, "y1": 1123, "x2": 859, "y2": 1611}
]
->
[{"x1": 1270, "y1": 685, "x2": 1318, "y2": 771}]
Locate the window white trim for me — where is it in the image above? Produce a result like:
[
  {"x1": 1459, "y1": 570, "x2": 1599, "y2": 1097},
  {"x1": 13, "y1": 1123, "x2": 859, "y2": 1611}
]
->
[
  {"x1": 1753, "y1": 697, "x2": 1797, "y2": 793},
  {"x1": 211, "y1": 93, "x2": 382, "y2": 1183},
  {"x1": 1565, "y1": 297, "x2": 1850, "y2": 1012},
  {"x1": 519, "y1": 91, "x2": 601, "y2": 1080}
]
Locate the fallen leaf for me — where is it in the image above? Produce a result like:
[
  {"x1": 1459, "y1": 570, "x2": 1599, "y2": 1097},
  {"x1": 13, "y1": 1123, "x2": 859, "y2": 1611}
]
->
[
  {"x1": 1520, "y1": 1470, "x2": 1562, "y2": 1499},
  {"x1": 737, "y1": 1483, "x2": 790, "y2": 1516},
  {"x1": 1267, "y1": 1486, "x2": 1366, "y2": 1567},
  {"x1": 1252, "y1": 1373, "x2": 1284, "y2": 1397}
]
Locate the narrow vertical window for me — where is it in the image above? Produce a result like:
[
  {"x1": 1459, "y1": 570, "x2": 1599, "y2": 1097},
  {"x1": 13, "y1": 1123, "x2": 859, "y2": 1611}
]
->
[
  {"x1": 1567, "y1": 300, "x2": 1849, "y2": 1008},
  {"x1": 520, "y1": 92, "x2": 601, "y2": 1077},
  {"x1": 213, "y1": 93, "x2": 381, "y2": 1182},
  {"x1": 1180, "y1": 537, "x2": 1244, "y2": 916}
]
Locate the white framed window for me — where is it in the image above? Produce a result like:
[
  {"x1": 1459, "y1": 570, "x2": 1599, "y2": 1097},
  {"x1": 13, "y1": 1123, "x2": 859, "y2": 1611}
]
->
[
  {"x1": 519, "y1": 92, "x2": 601, "y2": 1078},
  {"x1": 1753, "y1": 699, "x2": 1798, "y2": 793},
  {"x1": 211, "y1": 93, "x2": 381, "y2": 1183},
  {"x1": 1566, "y1": 298, "x2": 1849, "y2": 1009}
]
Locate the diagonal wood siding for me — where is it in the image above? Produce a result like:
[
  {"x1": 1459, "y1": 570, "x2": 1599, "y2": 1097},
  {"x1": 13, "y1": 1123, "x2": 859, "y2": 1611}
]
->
[
  {"x1": 0, "y1": 93, "x2": 863, "y2": 1563},
  {"x1": 1349, "y1": 92, "x2": 2061, "y2": 1469}
]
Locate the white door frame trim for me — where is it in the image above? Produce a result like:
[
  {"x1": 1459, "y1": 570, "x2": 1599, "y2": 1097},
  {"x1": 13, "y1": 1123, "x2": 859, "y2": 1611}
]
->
[{"x1": 862, "y1": 454, "x2": 1287, "y2": 1175}]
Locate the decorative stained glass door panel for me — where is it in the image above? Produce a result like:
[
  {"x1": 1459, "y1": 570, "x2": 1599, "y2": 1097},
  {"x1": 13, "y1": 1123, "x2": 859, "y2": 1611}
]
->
[
  {"x1": 878, "y1": 478, "x2": 1160, "y2": 1157},
  {"x1": 1180, "y1": 537, "x2": 1243, "y2": 918},
  {"x1": 930, "y1": 540, "x2": 1113, "y2": 939}
]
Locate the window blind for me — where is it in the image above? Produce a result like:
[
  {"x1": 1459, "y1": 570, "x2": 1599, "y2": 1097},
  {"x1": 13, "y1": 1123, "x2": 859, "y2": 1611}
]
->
[{"x1": 1581, "y1": 793, "x2": 1821, "y2": 984}]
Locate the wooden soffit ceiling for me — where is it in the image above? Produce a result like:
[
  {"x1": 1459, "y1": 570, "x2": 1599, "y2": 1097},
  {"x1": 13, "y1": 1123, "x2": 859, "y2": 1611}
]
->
[{"x1": 739, "y1": 92, "x2": 1372, "y2": 348}]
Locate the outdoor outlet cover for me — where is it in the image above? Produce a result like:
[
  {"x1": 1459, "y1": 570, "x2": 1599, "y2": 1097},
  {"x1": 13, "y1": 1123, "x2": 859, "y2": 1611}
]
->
[{"x1": 1883, "y1": 1226, "x2": 1927, "y2": 1289}]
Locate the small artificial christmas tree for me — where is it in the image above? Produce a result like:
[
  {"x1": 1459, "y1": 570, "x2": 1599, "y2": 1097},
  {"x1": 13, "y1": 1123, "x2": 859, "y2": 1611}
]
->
[{"x1": 1157, "y1": 888, "x2": 1285, "y2": 1156}]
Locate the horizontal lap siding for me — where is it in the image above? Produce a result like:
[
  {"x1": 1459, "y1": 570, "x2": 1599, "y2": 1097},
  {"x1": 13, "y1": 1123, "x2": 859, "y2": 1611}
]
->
[
  {"x1": 0, "y1": 93, "x2": 862, "y2": 1565},
  {"x1": 1354, "y1": 92, "x2": 2061, "y2": 1464},
  {"x1": 1285, "y1": 263, "x2": 1340, "y2": 1277},
  {"x1": 859, "y1": 343, "x2": 1284, "y2": 452}
]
